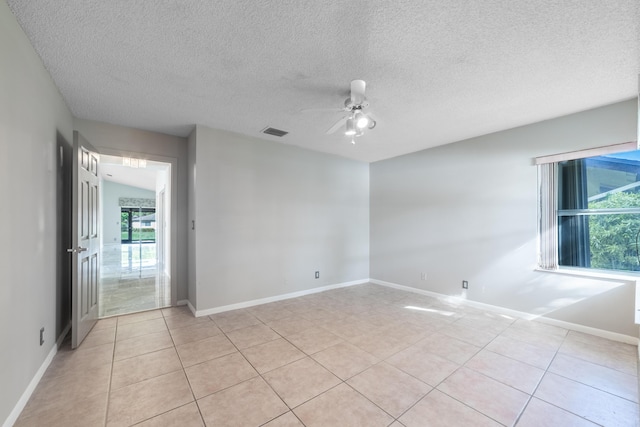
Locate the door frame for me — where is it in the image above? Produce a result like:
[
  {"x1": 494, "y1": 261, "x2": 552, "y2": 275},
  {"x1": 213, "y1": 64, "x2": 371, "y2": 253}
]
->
[{"x1": 97, "y1": 147, "x2": 178, "y2": 307}]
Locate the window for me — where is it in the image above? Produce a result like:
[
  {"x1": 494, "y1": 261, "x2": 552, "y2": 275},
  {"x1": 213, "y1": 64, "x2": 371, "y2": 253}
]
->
[
  {"x1": 121, "y1": 207, "x2": 156, "y2": 243},
  {"x1": 537, "y1": 142, "x2": 640, "y2": 274}
]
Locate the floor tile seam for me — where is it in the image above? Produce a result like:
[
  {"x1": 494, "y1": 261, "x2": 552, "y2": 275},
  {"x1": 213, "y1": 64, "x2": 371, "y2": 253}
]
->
[
  {"x1": 432, "y1": 362, "x2": 534, "y2": 424},
  {"x1": 341, "y1": 375, "x2": 418, "y2": 422},
  {"x1": 279, "y1": 334, "x2": 322, "y2": 357},
  {"x1": 113, "y1": 341, "x2": 175, "y2": 363},
  {"x1": 507, "y1": 323, "x2": 569, "y2": 340},
  {"x1": 424, "y1": 386, "x2": 509, "y2": 427},
  {"x1": 104, "y1": 316, "x2": 119, "y2": 427},
  {"x1": 283, "y1": 380, "x2": 346, "y2": 413},
  {"x1": 555, "y1": 348, "x2": 639, "y2": 376},
  {"x1": 115, "y1": 328, "x2": 171, "y2": 343},
  {"x1": 493, "y1": 331, "x2": 561, "y2": 356},
  {"x1": 110, "y1": 362, "x2": 184, "y2": 392},
  {"x1": 182, "y1": 352, "x2": 245, "y2": 404},
  {"x1": 437, "y1": 328, "x2": 499, "y2": 349},
  {"x1": 543, "y1": 368, "x2": 640, "y2": 404},
  {"x1": 39, "y1": 356, "x2": 115, "y2": 383},
  {"x1": 384, "y1": 354, "x2": 463, "y2": 394},
  {"x1": 257, "y1": 411, "x2": 306, "y2": 427},
  {"x1": 127, "y1": 401, "x2": 200, "y2": 426},
  {"x1": 177, "y1": 345, "x2": 238, "y2": 370},
  {"x1": 175, "y1": 333, "x2": 210, "y2": 410},
  {"x1": 170, "y1": 329, "x2": 226, "y2": 347},
  {"x1": 560, "y1": 338, "x2": 639, "y2": 358},
  {"x1": 459, "y1": 331, "x2": 547, "y2": 395},
  {"x1": 551, "y1": 350, "x2": 640, "y2": 378},
  {"x1": 166, "y1": 321, "x2": 218, "y2": 333},
  {"x1": 309, "y1": 352, "x2": 377, "y2": 382},
  {"x1": 531, "y1": 393, "x2": 615, "y2": 426},
  {"x1": 470, "y1": 346, "x2": 549, "y2": 374},
  {"x1": 116, "y1": 315, "x2": 165, "y2": 327},
  {"x1": 223, "y1": 324, "x2": 285, "y2": 351}
]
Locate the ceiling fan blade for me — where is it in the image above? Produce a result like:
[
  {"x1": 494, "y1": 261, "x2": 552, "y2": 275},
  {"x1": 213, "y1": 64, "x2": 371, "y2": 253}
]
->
[
  {"x1": 300, "y1": 107, "x2": 345, "y2": 113},
  {"x1": 326, "y1": 115, "x2": 349, "y2": 134},
  {"x1": 350, "y1": 80, "x2": 366, "y2": 105}
]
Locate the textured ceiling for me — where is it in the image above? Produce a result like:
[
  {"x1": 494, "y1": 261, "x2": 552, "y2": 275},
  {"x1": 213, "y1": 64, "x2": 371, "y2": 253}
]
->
[{"x1": 7, "y1": 0, "x2": 640, "y2": 162}]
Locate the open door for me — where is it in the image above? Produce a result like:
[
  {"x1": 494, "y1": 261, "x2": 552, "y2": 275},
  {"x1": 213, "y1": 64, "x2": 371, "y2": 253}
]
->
[{"x1": 69, "y1": 131, "x2": 100, "y2": 348}]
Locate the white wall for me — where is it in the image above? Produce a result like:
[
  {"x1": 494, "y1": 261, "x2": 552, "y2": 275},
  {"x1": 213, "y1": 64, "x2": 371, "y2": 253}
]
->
[
  {"x1": 102, "y1": 180, "x2": 155, "y2": 244},
  {"x1": 73, "y1": 119, "x2": 188, "y2": 302},
  {"x1": 187, "y1": 130, "x2": 197, "y2": 307},
  {"x1": 156, "y1": 168, "x2": 170, "y2": 277},
  {"x1": 0, "y1": 1, "x2": 74, "y2": 424},
  {"x1": 371, "y1": 99, "x2": 639, "y2": 337},
  {"x1": 192, "y1": 125, "x2": 370, "y2": 310}
]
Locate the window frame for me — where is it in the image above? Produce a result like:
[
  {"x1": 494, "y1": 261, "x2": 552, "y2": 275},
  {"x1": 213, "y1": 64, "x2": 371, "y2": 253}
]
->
[{"x1": 536, "y1": 141, "x2": 640, "y2": 276}]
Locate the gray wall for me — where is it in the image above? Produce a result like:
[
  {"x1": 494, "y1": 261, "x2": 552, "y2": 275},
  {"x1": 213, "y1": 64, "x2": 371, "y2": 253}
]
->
[
  {"x1": 371, "y1": 99, "x2": 639, "y2": 337},
  {"x1": 0, "y1": 0, "x2": 74, "y2": 423},
  {"x1": 191, "y1": 125, "x2": 370, "y2": 310},
  {"x1": 102, "y1": 181, "x2": 155, "y2": 244},
  {"x1": 73, "y1": 118, "x2": 189, "y2": 302}
]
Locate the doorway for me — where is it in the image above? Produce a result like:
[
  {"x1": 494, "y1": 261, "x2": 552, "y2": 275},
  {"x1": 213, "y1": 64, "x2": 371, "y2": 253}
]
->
[{"x1": 98, "y1": 154, "x2": 172, "y2": 317}]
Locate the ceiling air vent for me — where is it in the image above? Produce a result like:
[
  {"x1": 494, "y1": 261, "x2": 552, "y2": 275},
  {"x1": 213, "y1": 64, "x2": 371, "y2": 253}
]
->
[{"x1": 262, "y1": 127, "x2": 288, "y2": 137}]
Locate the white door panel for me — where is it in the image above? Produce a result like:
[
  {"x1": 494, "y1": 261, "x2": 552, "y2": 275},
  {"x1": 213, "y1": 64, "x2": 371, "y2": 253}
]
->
[{"x1": 71, "y1": 131, "x2": 100, "y2": 348}]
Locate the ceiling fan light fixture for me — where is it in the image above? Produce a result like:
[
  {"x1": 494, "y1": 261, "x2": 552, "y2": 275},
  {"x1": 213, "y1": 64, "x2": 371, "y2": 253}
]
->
[
  {"x1": 354, "y1": 111, "x2": 369, "y2": 129},
  {"x1": 345, "y1": 117, "x2": 356, "y2": 136}
]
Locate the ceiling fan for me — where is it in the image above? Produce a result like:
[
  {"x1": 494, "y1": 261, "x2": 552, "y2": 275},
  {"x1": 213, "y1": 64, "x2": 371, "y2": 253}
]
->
[{"x1": 305, "y1": 80, "x2": 377, "y2": 144}]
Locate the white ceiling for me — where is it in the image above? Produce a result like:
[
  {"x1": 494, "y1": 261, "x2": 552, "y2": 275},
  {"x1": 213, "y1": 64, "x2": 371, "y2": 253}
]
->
[
  {"x1": 100, "y1": 154, "x2": 169, "y2": 191},
  {"x1": 7, "y1": 1, "x2": 640, "y2": 163}
]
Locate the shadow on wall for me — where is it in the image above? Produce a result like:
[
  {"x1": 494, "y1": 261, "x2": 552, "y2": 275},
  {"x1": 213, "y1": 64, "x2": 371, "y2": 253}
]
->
[
  {"x1": 472, "y1": 235, "x2": 637, "y2": 337},
  {"x1": 55, "y1": 131, "x2": 72, "y2": 339},
  {"x1": 374, "y1": 232, "x2": 636, "y2": 337}
]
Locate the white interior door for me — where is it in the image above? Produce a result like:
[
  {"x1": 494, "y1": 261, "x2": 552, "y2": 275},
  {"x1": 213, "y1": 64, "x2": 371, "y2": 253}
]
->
[{"x1": 70, "y1": 131, "x2": 100, "y2": 348}]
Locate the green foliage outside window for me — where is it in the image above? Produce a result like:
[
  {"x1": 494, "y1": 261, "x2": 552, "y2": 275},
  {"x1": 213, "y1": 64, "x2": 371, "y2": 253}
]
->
[{"x1": 588, "y1": 192, "x2": 640, "y2": 271}]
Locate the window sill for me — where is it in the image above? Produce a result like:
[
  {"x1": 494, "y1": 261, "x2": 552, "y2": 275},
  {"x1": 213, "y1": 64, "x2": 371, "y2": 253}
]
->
[{"x1": 534, "y1": 266, "x2": 640, "y2": 283}]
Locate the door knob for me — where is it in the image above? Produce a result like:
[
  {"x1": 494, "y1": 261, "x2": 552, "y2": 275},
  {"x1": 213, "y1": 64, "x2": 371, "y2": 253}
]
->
[{"x1": 67, "y1": 246, "x2": 88, "y2": 253}]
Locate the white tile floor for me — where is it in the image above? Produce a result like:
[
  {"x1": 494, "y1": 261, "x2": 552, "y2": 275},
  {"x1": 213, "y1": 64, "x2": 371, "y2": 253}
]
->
[
  {"x1": 99, "y1": 243, "x2": 170, "y2": 317},
  {"x1": 15, "y1": 283, "x2": 640, "y2": 426}
]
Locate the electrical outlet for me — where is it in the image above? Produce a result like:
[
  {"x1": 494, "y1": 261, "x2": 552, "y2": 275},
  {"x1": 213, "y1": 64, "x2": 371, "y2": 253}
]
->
[
  {"x1": 420, "y1": 272, "x2": 426, "y2": 280},
  {"x1": 462, "y1": 280, "x2": 468, "y2": 289},
  {"x1": 315, "y1": 271, "x2": 320, "y2": 279},
  {"x1": 39, "y1": 327, "x2": 44, "y2": 346}
]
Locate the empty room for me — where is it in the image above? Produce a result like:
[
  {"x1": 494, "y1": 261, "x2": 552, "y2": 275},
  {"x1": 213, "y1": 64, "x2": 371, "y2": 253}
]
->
[{"x1": 1, "y1": 1, "x2": 639, "y2": 426}]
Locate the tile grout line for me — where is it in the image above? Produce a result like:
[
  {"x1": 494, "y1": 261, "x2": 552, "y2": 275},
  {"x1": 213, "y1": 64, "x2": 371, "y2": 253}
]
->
[
  {"x1": 523, "y1": 332, "x2": 634, "y2": 426},
  {"x1": 72, "y1": 285, "x2": 638, "y2": 426},
  {"x1": 103, "y1": 317, "x2": 119, "y2": 427},
  {"x1": 163, "y1": 309, "x2": 208, "y2": 426}
]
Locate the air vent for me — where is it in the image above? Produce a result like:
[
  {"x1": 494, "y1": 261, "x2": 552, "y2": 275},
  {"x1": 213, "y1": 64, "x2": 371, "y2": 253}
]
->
[{"x1": 262, "y1": 127, "x2": 289, "y2": 137}]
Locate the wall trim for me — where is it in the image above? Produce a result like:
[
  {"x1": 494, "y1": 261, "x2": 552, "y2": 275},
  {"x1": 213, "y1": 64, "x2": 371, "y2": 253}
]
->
[
  {"x1": 3, "y1": 323, "x2": 71, "y2": 427},
  {"x1": 194, "y1": 279, "x2": 368, "y2": 317},
  {"x1": 370, "y1": 279, "x2": 639, "y2": 346},
  {"x1": 184, "y1": 300, "x2": 197, "y2": 316},
  {"x1": 176, "y1": 299, "x2": 189, "y2": 307}
]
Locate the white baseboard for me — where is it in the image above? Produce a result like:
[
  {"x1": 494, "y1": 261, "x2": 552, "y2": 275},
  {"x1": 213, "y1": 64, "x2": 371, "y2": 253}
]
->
[
  {"x1": 176, "y1": 299, "x2": 189, "y2": 307},
  {"x1": 370, "y1": 279, "x2": 639, "y2": 346},
  {"x1": 185, "y1": 300, "x2": 196, "y2": 316},
  {"x1": 3, "y1": 323, "x2": 71, "y2": 427},
  {"x1": 194, "y1": 279, "x2": 368, "y2": 317}
]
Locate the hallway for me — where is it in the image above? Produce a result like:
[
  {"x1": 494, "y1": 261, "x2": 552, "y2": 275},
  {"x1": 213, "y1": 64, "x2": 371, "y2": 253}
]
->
[{"x1": 99, "y1": 243, "x2": 170, "y2": 317}]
